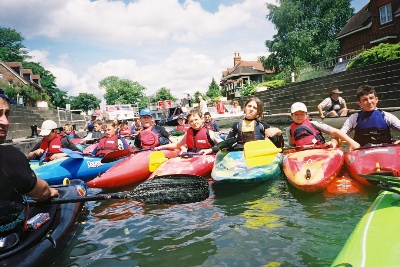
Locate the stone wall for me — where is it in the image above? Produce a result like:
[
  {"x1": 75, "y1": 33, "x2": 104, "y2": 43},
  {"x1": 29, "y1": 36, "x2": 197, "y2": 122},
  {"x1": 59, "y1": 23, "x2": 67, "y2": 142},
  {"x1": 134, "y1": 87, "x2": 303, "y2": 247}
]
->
[{"x1": 236, "y1": 58, "x2": 400, "y2": 115}]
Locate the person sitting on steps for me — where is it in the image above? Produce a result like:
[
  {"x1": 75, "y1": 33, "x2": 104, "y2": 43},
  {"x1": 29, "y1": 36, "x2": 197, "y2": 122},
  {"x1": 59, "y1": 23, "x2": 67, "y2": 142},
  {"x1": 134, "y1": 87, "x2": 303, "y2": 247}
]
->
[{"x1": 318, "y1": 88, "x2": 348, "y2": 119}]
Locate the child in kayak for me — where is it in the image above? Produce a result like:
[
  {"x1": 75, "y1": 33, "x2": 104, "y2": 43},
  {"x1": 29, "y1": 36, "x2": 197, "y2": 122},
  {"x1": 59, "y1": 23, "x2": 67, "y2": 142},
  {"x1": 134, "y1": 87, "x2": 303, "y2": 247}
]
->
[
  {"x1": 176, "y1": 114, "x2": 190, "y2": 131},
  {"x1": 287, "y1": 102, "x2": 360, "y2": 149},
  {"x1": 157, "y1": 109, "x2": 223, "y2": 155},
  {"x1": 203, "y1": 112, "x2": 221, "y2": 133},
  {"x1": 61, "y1": 123, "x2": 80, "y2": 139},
  {"x1": 134, "y1": 108, "x2": 176, "y2": 150},
  {"x1": 226, "y1": 97, "x2": 283, "y2": 150},
  {"x1": 119, "y1": 120, "x2": 133, "y2": 138},
  {"x1": 28, "y1": 120, "x2": 81, "y2": 161},
  {"x1": 91, "y1": 120, "x2": 133, "y2": 157}
]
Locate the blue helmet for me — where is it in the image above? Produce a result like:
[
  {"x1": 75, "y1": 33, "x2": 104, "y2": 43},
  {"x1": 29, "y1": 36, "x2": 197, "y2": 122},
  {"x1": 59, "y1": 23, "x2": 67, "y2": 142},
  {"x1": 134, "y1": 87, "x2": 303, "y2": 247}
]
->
[{"x1": 139, "y1": 108, "x2": 153, "y2": 117}]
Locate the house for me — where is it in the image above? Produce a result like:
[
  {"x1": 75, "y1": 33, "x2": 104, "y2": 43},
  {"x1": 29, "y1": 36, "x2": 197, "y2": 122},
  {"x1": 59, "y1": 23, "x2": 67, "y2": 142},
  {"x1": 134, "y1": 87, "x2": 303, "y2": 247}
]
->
[
  {"x1": 337, "y1": 0, "x2": 400, "y2": 55},
  {"x1": 220, "y1": 53, "x2": 274, "y2": 99},
  {"x1": 0, "y1": 60, "x2": 47, "y2": 106}
]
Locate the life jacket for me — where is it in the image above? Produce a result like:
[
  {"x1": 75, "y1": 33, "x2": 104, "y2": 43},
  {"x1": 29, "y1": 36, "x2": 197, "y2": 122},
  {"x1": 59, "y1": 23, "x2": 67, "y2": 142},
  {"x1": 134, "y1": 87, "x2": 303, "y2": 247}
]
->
[
  {"x1": 354, "y1": 109, "x2": 391, "y2": 146},
  {"x1": 176, "y1": 124, "x2": 190, "y2": 131},
  {"x1": 289, "y1": 118, "x2": 325, "y2": 146},
  {"x1": 61, "y1": 130, "x2": 76, "y2": 139},
  {"x1": 186, "y1": 127, "x2": 214, "y2": 152},
  {"x1": 0, "y1": 198, "x2": 27, "y2": 238},
  {"x1": 96, "y1": 135, "x2": 119, "y2": 156},
  {"x1": 204, "y1": 120, "x2": 216, "y2": 131},
  {"x1": 39, "y1": 135, "x2": 63, "y2": 161},
  {"x1": 216, "y1": 104, "x2": 225, "y2": 114},
  {"x1": 87, "y1": 120, "x2": 94, "y2": 132},
  {"x1": 139, "y1": 126, "x2": 170, "y2": 149},
  {"x1": 119, "y1": 128, "x2": 131, "y2": 136},
  {"x1": 327, "y1": 96, "x2": 342, "y2": 112},
  {"x1": 237, "y1": 119, "x2": 264, "y2": 144}
]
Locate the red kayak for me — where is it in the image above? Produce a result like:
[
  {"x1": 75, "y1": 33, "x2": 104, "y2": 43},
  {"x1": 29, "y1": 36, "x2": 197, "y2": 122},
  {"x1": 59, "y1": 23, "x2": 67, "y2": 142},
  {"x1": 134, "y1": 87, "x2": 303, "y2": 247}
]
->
[
  {"x1": 345, "y1": 144, "x2": 400, "y2": 186},
  {"x1": 283, "y1": 147, "x2": 344, "y2": 192},
  {"x1": 87, "y1": 149, "x2": 180, "y2": 189},
  {"x1": 148, "y1": 153, "x2": 216, "y2": 179}
]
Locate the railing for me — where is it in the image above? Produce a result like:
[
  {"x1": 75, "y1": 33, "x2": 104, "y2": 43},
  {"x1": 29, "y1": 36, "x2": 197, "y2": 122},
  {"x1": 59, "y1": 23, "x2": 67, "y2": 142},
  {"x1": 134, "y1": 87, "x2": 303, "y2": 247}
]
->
[{"x1": 57, "y1": 107, "x2": 86, "y2": 130}]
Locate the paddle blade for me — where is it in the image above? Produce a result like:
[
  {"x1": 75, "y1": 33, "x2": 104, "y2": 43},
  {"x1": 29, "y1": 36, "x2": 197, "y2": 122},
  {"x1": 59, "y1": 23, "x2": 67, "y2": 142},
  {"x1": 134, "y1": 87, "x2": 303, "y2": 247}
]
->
[
  {"x1": 60, "y1": 148, "x2": 84, "y2": 159},
  {"x1": 149, "y1": 151, "x2": 168, "y2": 172},
  {"x1": 129, "y1": 174, "x2": 209, "y2": 204},
  {"x1": 244, "y1": 140, "x2": 282, "y2": 167},
  {"x1": 358, "y1": 173, "x2": 400, "y2": 185},
  {"x1": 101, "y1": 149, "x2": 131, "y2": 163}
]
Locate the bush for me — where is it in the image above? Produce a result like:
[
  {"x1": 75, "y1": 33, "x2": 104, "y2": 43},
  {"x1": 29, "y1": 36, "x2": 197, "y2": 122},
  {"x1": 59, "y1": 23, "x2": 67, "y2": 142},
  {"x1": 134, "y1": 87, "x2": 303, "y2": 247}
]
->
[
  {"x1": 347, "y1": 43, "x2": 400, "y2": 70},
  {"x1": 258, "y1": 80, "x2": 286, "y2": 89}
]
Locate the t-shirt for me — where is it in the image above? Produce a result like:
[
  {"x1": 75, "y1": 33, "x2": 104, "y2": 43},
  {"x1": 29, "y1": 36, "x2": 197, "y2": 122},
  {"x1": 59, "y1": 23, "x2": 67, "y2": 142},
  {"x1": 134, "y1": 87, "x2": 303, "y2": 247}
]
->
[{"x1": 0, "y1": 146, "x2": 37, "y2": 202}]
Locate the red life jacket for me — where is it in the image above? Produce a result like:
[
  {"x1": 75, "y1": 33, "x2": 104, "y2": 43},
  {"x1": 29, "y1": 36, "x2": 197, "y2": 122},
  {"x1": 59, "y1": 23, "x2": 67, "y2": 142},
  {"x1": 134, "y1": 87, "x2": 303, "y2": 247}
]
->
[
  {"x1": 204, "y1": 120, "x2": 215, "y2": 131},
  {"x1": 119, "y1": 128, "x2": 131, "y2": 136},
  {"x1": 186, "y1": 127, "x2": 213, "y2": 152},
  {"x1": 40, "y1": 135, "x2": 63, "y2": 161},
  {"x1": 176, "y1": 124, "x2": 190, "y2": 131},
  {"x1": 140, "y1": 126, "x2": 160, "y2": 149},
  {"x1": 96, "y1": 135, "x2": 119, "y2": 156},
  {"x1": 216, "y1": 104, "x2": 225, "y2": 114},
  {"x1": 289, "y1": 118, "x2": 324, "y2": 146}
]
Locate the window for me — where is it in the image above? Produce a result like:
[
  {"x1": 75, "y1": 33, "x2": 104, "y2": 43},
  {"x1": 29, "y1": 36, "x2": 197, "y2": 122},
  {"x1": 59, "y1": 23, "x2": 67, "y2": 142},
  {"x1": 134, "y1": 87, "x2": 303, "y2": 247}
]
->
[
  {"x1": 379, "y1": 4, "x2": 392, "y2": 25},
  {"x1": 0, "y1": 73, "x2": 3, "y2": 79}
]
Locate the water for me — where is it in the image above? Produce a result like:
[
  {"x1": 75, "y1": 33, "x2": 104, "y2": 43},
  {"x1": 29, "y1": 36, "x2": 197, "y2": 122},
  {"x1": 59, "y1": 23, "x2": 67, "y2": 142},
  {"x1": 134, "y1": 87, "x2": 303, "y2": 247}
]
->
[{"x1": 53, "y1": 124, "x2": 382, "y2": 267}]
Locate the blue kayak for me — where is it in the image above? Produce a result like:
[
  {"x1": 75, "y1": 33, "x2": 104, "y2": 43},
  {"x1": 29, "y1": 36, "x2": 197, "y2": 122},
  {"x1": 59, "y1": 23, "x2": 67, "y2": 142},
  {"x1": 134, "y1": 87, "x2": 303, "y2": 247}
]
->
[
  {"x1": 30, "y1": 156, "x2": 124, "y2": 185},
  {"x1": 211, "y1": 150, "x2": 282, "y2": 182}
]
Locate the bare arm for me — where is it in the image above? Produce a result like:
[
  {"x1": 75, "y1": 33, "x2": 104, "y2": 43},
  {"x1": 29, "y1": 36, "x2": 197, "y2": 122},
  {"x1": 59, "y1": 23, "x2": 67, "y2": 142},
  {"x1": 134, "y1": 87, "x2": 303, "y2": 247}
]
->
[
  {"x1": 26, "y1": 177, "x2": 59, "y2": 201},
  {"x1": 318, "y1": 105, "x2": 325, "y2": 119},
  {"x1": 328, "y1": 128, "x2": 360, "y2": 150}
]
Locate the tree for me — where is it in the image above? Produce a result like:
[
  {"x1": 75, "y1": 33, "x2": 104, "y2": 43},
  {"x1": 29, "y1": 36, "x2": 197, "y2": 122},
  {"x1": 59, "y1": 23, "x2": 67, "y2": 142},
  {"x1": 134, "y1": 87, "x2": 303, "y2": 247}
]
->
[
  {"x1": 23, "y1": 62, "x2": 68, "y2": 108},
  {"x1": 99, "y1": 76, "x2": 147, "y2": 105},
  {"x1": 153, "y1": 87, "x2": 177, "y2": 102},
  {"x1": 0, "y1": 27, "x2": 30, "y2": 62},
  {"x1": 70, "y1": 93, "x2": 101, "y2": 112},
  {"x1": 260, "y1": 0, "x2": 354, "y2": 73},
  {"x1": 206, "y1": 77, "x2": 221, "y2": 100}
]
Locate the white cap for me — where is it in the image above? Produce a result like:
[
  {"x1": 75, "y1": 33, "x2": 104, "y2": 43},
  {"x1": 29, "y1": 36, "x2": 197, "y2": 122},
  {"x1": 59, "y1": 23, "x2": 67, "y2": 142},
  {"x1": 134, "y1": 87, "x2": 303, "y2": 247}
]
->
[
  {"x1": 39, "y1": 120, "x2": 58, "y2": 136},
  {"x1": 291, "y1": 102, "x2": 307, "y2": 113}
]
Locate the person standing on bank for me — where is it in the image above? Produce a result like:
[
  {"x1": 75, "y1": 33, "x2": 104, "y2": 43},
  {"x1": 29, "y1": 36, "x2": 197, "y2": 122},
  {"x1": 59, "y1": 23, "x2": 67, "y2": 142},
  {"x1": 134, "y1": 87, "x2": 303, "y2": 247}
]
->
[
  {"x1": 318, "y1": 89, "x2": 348, "y2": 119},
  {"x1": 27, "y1": 120, "x2": 81, "y2": 161},
  {"x1": 198, "y1": 96, "x2": 208, "y2": 114},
  {"x1": 226, "y1": 97, "x2": 283, "y2": 150},
  {"x1": 0, "y1": 89, "x2": 58, "y2": 250}
]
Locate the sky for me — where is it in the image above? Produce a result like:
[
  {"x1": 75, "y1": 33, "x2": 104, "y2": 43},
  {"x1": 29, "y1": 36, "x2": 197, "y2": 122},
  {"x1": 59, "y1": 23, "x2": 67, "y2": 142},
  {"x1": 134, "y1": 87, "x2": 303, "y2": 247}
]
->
[{"x1": 0, "y1": 0, "x2": 367, "y2": 109}]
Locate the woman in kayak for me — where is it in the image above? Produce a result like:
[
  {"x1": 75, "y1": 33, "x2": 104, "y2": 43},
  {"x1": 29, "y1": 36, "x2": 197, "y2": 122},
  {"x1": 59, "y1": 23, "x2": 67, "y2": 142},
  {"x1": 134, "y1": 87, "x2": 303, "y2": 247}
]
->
[
  {"x1": 27, "y1": 120, "x2": 81, "y2": 161},
  {"x1": 134, "y1": 108, "x2": 176, "y2": 150},
  {"x1": 157, "y1": 109, "x2": 223, "y2": 155},
  {"x1": 91, "y1": 120, "x2": 133, "y2": 157},
  {"x1": 287, "y1": 102, "x2": 360, "y2": 149},
  {"x1": 226, "y1": 97, "x2": 283, "y2": 150}
]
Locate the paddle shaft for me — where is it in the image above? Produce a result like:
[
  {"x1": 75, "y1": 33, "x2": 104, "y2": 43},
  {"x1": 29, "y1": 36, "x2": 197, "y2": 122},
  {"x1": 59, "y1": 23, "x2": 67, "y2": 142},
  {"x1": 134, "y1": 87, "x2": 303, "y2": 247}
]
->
[{"x1": 29, "y1": 193, "x2": 129, "y2": 206}]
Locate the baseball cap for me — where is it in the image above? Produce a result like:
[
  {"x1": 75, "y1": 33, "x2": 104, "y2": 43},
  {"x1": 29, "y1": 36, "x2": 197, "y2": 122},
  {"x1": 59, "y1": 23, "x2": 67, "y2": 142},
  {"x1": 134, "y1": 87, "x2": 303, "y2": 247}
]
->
[
  {"x1": 291, "y1": 102, "x2": 307, "y2": 113},
  {"x1": 91, "y1": 112, "x2": 97, "y2": 117},
  {"x1": 39, "y1": 120, "x2": 58, "y2": 136},
  {"x1": 139, "y1": 108, "x2": 153, "y2": 117}
]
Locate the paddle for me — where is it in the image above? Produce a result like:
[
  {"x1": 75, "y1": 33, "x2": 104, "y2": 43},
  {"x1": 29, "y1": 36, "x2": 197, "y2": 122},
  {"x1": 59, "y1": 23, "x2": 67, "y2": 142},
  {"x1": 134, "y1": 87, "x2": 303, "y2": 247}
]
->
[
  {"x1": 60, "y1": 148, "x2": 85, "y2": 159},
  {"x1": 39, "y1": 149, "x2": 48, "y2": 165},
  {"x1": 100, "y1": 149, "x2": 132, "y2": 163},
  {"x1": 149, "y1": 151, "x2": 204, "y2": 172},
  {"x1": 217, "y1": 137, "x2": 238, "y2": 151},
  {"x1": 29, "y1": 174, "x2": 209, "y2": 205},
  {"x1": 358, "y1": 173, "x2": 400, "y2": 185}
]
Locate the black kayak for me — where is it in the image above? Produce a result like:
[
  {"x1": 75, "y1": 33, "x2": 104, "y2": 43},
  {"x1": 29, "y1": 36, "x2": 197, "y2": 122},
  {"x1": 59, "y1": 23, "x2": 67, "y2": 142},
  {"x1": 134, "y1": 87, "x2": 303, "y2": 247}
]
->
[{"x1": 0, "y1": 180, "x2": 87, "y2": 267}]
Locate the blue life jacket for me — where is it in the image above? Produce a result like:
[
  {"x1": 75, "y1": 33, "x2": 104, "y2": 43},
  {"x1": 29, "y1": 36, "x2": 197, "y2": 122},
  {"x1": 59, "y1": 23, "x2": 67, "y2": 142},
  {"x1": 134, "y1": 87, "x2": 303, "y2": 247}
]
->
[{"x1": 354, "y1": 109, "x2": 391, "y2": 146}]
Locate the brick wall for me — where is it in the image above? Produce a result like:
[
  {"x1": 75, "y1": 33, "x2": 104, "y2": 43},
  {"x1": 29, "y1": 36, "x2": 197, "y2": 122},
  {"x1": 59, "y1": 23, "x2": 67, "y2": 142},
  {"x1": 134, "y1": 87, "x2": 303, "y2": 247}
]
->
[{"x1": 236, "y1": 58, "x2": 400, "y2": 114}]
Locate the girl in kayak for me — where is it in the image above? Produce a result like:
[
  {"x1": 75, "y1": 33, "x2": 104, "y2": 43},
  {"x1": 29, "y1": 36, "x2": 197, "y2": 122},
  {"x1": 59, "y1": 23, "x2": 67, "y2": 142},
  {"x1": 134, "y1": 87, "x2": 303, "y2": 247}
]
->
[
  {"x1": 91, "y1": 120, "x2": 133, "y2": 157},
  {"x1": 287, "y1": 102, "x2": 360, "y2": 149},
  {"x1": 226, "y1": 97, "x2": 283, "y2": 150},
  {"x1": 176, "y1": 114, "x2": 190, "y2": 131},
  {"x1": 61, "y1": 123, "x2": 80, "y2": 139},
  {"x1": 157, "y1": 109, "x2": 223, "y2": 155},
  {"x1": 134, "y1": 108, "x2": 176, "y2": 150}
]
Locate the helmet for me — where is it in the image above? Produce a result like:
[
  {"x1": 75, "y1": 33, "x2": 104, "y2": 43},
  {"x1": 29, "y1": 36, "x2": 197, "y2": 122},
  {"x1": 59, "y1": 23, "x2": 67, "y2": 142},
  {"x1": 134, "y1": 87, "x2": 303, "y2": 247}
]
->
[
  {"x1": 178, "y1": 114, "x2": 186, "y2": 120},
  {"x1": 139, "y1": 108, "x2": 153, "y2": 117}
]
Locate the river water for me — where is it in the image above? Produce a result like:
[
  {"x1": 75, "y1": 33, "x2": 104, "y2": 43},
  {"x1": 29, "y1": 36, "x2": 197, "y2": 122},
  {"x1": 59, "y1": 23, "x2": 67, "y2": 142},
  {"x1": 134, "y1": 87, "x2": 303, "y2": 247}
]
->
[{"x1": 53, "y1": 124, "x2": 382, "y2": 267}]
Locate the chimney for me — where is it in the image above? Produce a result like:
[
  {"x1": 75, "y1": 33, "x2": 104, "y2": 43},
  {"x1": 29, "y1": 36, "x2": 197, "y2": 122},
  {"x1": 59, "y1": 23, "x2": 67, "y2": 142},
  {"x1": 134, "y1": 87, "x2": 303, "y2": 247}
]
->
[{"x1": 234, "y1": 52, "x2": 241, "y2": 66}]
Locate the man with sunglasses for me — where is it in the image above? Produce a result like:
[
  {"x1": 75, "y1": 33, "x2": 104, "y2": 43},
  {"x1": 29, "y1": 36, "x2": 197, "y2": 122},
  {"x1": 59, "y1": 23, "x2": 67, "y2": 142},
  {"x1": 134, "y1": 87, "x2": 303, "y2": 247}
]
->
[{"x1": 27, "y1": 120, "x2": 80, "y2": 161}]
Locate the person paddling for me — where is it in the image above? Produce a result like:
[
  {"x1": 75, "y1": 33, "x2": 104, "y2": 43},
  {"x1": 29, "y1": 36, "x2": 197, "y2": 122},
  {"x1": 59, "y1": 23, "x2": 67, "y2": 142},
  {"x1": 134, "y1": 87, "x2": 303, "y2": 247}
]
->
[
  {"x1": 287, "y1": 102, "x2": 360, "y2": 150},
  {"x1": 133, "y1": 108, "x2": 176, "y2": 150},
  {"x1": 157, "y1": 109, "x2": 223, "y2": 155},
  {"x1": 91, "y1": 120, "x2": 133, "y2": 157},
  {"x1": 27, "y1": 120, "x2": 81, "y2": 161},
  {"x1": 0, "y1": 88, "x2": 58, "y2": 251},
  {"x1": 226, "y1": 97, "x2": 283, "y2": 150}
]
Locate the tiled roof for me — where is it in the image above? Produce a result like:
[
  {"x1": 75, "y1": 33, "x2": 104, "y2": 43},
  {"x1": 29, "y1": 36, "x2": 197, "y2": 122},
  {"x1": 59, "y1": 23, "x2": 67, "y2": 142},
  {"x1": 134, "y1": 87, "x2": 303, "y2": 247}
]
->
[
  {"x1": 32, "y1": 75, "x2": 40, "y2": 79},
  {"x1": 222, "y1": 59, "x2": 273, "y2": 79},
  {"x1": 22, "y1": 69, "x2": 32, "y2": 74},
  {"x1": 6, "y1": 62, "x2": 22, "y2": 67},
  {"x1": 337, "y1": 3, "x2": 371, "y2": 38}
]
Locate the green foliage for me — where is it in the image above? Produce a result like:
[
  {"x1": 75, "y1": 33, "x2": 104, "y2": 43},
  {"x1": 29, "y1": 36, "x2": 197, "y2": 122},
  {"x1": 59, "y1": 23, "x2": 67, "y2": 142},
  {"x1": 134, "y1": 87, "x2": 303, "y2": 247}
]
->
[
  {"x1": 240, "y1": 81, "x2": 258, "y2": 96},
  {"x1": 153, "y1": 87, "x2": 177, "y2": 102},
  {"x1": 0, "y1": 27, "x2": 30, "y2": 62},
  {"x1": 258, "y1": 80, "x2": 286, "y2": 89},
  {"x1": 347, "y1": 43, "x2": 400, "y2": 70},
  {"x1": 70, "y1": 93, "x2": 101, "y2": 112},
  {"x1": 3, "y1": 84, "x2": 48, "y2": 103},
  {"x1": 261, "y1": 0, "x2": 353, "y2": 73},
  {"x1": 100, "y1": 76, "x2": 147, "y2": 105},
  {"x1": 193, "y1": 91, "x2": 204, "y2": 103},
  {"x1": 206, "y1": 77, "x2": 222, "y2": 99}
]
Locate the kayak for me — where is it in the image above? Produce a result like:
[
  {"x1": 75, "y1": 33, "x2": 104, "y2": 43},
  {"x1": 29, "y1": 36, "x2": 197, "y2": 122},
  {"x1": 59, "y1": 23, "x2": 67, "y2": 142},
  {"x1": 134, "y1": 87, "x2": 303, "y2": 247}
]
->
[
  {"x1": 211, "y1": 150, "x2": 282, "y2": 182},
  {"x1": 324, "y1": 175, "x2": 362, "y2": 197},
  {"x1": 345, "y1": 144, "x2": 400, "y2": 186},
  {"x1": 332, "y1": 189, "x2": 400, "y2": 266},
  {"x1": 0, "y1": 179, "x2": 86, "y2": 266},
  {"x1": 282, "y1": 147, "x2": 344, "y2": 192},
  {"x1": 148, "y1": 152, "x2": 216, "y2": 179},
  {"x1": 30, "y1": 156, "x2": 124, "y2": 185},
  {"x1": 87, "y1": 149, "x2": 181, "y2": 189}
]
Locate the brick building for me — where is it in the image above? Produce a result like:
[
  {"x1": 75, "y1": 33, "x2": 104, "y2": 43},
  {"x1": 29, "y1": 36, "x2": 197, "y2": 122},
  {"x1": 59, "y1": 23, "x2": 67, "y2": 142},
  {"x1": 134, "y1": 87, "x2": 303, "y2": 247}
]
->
[{"x1": 337, "y1": 0, "x2": 400, "y2": 55}]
